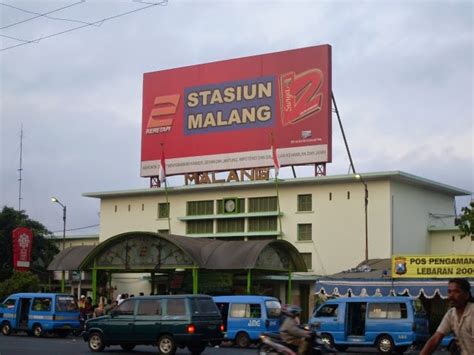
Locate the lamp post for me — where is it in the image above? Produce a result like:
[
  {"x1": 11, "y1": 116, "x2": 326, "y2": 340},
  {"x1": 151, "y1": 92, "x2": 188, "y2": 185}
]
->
[
  {"x1": 51, "y1": 197, "x2": 66, "y2": 292},
  {"x1": 51, "y1": 197, "x2": 67, "y2": 251},
  {"x1": 355, "y1": 175, "x2": 369, "y2": 261}
]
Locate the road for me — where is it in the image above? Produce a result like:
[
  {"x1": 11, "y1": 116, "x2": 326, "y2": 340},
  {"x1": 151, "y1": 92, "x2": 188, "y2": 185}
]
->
[{"x1": 0, "y1": 333, "x2": 450, "y2": 355}]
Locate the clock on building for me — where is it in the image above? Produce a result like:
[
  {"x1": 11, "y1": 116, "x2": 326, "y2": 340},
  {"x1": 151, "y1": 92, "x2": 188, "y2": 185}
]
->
[{"x1": 223, "y1": 198, "x2": 238, "y2": 213}]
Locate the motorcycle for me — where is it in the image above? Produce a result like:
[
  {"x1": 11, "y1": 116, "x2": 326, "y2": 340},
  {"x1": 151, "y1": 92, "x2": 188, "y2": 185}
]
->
[{"x1": 257, "y1": 326, "x2": 336, "y2": 355}]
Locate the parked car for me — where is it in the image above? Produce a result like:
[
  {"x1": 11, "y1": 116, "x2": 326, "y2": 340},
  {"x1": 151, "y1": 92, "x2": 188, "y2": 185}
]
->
[
  {"x1": 212, "y1": 295, "x2": 281, "y2": 347},
  {"x1": 82, "y1": 294, "x2": 224, "y2": 355},
  {"x1": 309, "y1": 296, "x2": 430, "y2": 353},
  {"x1": 0, "y1": 292, "x2": 80, "y2": 337}
]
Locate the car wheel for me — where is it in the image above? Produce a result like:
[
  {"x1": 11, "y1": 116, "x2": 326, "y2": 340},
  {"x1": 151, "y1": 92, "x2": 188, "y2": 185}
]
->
[
  {"x1": 120, "y1": 344, "x2": 136, "y2": 351},
  {"x1": 1, "y1": 322, "x2": 11, "y2": 336},
  {"x1": 88, "y1": 332, "x2": 105, "y2": 352},
  {"x1": 188, "y1": 343, "x2": 206, "y2": 355},
  {"x1": 377, "y1": 335, "x2": 395, "y2": 353},
  {"x1": 33, "y1": 324, "x2": 43, "y2": 337},
  {"x1": 157, "y1": 334, "x2": 176, "y2": 355},
  {"x1": 235, "y1": 332, "x2": 250, "y2": 348},
  {"x1": 320, "y1": 333, "x2": 335, "y2": 347}
]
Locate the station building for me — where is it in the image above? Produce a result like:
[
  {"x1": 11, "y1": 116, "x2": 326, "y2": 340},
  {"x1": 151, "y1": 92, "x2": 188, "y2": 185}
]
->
[{"x1": 66, "y1": 170, "x2": 469, "y2": 315}]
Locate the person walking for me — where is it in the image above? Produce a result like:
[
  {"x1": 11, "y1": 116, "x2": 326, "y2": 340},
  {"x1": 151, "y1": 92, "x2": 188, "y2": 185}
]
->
[{"x1": 420, "y1": 278, "x2": 473, "y2": 355}]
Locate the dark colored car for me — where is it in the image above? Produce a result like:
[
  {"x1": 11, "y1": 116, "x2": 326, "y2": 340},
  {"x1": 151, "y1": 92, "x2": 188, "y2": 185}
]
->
[{"x1": 82, "y1": 294, "x2": 224, "y2": 355}]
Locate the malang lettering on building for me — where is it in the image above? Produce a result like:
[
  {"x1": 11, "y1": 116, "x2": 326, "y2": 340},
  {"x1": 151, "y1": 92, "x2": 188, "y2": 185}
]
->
[
  {"x1": 141, "y1": 45, "x2": 332, "y2": 178},
  {"x1": 392, "y1": 255, "x2": 474, "y2": 278}
]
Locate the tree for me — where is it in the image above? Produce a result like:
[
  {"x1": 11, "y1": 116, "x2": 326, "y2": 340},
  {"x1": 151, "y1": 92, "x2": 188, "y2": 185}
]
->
[
  {"x1": 0, "y1": 271, "x2": 40, "y2": 300},
  {"x1": 457, "y1": 201, "x2": 474, "y2": 239},
  {"x1": 0, "y1": 206, "x2": 59, "y2": 283}
]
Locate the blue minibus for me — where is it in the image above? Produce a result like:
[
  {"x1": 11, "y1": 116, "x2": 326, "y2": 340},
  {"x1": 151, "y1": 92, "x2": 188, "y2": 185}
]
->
[
  {"x1": 309, "y1": 296, "x2": 430, "y2": 353},
  {"x1": 0, "y1": 292, "x2": 80, "y2": 337},
  {"x1": 213, "y1": 295, "x2": 281, "y2": 348}
]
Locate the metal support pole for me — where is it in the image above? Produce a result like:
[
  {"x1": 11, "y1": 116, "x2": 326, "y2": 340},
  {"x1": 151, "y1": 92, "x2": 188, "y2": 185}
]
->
[
  {"x1": 61, "y1": 271, "x2": 65, "y2": 292},
  {"x1": 192, "y1": 268, "x2": 198, "y2": 294},
  {"x1": 246, "y1": 269, "x2": 252, "y2": 294},
  {"x1": 364, "y1": 184, "x2": 369, "y2": 261},
  {"x1": 287, "y1": 269, "x2": 292, "y2": 304},
  {"x1": 92, "y1": 268, "x2": 97, "y2": 304}
]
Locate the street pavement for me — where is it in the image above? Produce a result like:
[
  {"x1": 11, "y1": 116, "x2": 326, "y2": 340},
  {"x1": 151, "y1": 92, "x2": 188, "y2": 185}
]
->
[{"x1": 0, "y1": 333, "x2": 451, "y2": 355}]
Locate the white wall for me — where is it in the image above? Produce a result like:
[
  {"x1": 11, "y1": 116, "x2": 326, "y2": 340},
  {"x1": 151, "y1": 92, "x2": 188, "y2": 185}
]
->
[{"x1": 391, "y1": 181, "x2": 456, "y2": 254}]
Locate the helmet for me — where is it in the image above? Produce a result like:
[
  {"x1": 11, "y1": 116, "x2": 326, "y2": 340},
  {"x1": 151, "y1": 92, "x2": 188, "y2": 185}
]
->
[{"x1": 287, "y1": 305, "x2": 302, "y2": 317}]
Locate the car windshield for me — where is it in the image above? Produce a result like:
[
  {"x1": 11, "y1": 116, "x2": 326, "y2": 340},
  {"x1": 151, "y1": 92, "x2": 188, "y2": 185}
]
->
[
  {"x1": 191, "y1": 298, "x2": 220, "y2": 315},
  {"x1": 56, "y1": 295, "x2": 78, "y2": 312},
  {"x1": 265, "y1": 300, "x2": 281, "y2": 318}
]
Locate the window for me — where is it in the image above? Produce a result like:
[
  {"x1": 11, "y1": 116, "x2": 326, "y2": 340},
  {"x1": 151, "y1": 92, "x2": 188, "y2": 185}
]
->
[
  {"x1": 248, "y1": 217, "x2": 277, "y2": 232},
  {"x1": 329, "y1": 192, "x2": 332, "y2": 201},
  {"x1": 137, "y1": 299, "x2": 161, "y2": 315},
  {"x1": 158, "y1": 229, "x2": 169, "y2": 235},
  {"x1": 191, "y1": 298, "x2": 220, "y2": 315},
  {"x1": 347, "y1": 191, "x2": 351, "y2": 200},
  {"x1": 297, "y1": 194, "x2": 312, "y2": 212},
  {"x1": 265, "y1": 301, "x2": 281, "y2": 318},
  {"x1": 187, "y1": 220, "x2": 213, "y2": 234},
  {"x1": 3, "y1": 299, "x2": 15, "y2": 309},
  {"x1": 32, "y1": 297, "x2": 52, "y2": 312},
  {"x1": 56, "y1": 295, "x2": 77, "y2": 312},
  {"x1": 115, "y1": 299, "x2": 135, "y2": 315},
  {"x1": 187, "y1": 200, "x2": 214, "y2": 216},
  {"x1": 158, "y1": 202, "x2": 170, "y2": 218},
  {"x1": 128, "y1": 204, "x2": 131, "y2": 212},
  {"x1": 166, "y1": 299, "x2": 186, "y2": 316},
  {"x1": 297, "y1": 224, "x2": 312, "y2": 241},
  {"x1": 316, "y1": 304, "x2": 338, "y2": 318},
  {"x1": 368, "y1": 303, "x2": 407, "y2": 319},
  {"x1": 301, "y1": 252, "x2": 312, "y2": 269},
  {"x1": 229, "y1": 303, "x2": 261, "y2": 318},
  {"x1": 114, "y1": 205, "x2": 118, "y2": 212},
  {"x1": 248, "y1": 196, "x2": 277, "y2": 212},
  {"x1": 217, "y1": 218, "x2": 245, "y2": 233}
]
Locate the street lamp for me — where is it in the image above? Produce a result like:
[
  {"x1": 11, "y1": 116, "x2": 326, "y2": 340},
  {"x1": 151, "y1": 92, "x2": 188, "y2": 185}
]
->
[
  {"x1": 51, "y1": 197, "x2": 67, "y2": 251},
  {"x1": 51, "y1": 197, "x2": 67, "y2": 292},
  {"x1": 355, "y1": 174, "x2": 369, "y2": 261}
]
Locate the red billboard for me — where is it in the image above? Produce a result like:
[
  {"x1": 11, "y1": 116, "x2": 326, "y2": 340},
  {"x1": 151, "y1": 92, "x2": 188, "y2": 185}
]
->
[
  {"x1": 12, "y1": 227, "x2": 33, "y2": 272},
  {"x1": 141, "y1": 45, "x2": 332, "y2": 177}
]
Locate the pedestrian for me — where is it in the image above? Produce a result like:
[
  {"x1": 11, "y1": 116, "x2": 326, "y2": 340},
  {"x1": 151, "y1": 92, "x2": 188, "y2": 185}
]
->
[{"x1": 420, "y1": 278, "x2": 473, "y2": 355}]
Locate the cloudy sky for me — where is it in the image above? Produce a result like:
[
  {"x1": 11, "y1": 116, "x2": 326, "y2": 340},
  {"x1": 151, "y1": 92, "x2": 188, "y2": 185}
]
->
[{"x1": 1, "y1": 0, "x2": 472, "y2": 236}]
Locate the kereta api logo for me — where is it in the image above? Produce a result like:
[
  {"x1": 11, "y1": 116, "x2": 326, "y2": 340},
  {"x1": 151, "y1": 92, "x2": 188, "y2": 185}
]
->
[
  {"x1": 279, "y1": 68, "x2": 323, "y2": 126},
  {"x1": 145, "y1": 94, "x2": 180, "y2": 134}
]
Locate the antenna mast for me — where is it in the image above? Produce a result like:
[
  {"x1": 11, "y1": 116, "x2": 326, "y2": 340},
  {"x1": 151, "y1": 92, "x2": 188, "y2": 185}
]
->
[{"x1": 18, "y1": 125, "x2": 24, "y2": 211}]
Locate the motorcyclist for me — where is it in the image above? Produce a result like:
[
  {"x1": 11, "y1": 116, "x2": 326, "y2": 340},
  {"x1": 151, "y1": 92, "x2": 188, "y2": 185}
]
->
[{"x1": 279, "y1": 305, "x2": 311, "y2": 355}]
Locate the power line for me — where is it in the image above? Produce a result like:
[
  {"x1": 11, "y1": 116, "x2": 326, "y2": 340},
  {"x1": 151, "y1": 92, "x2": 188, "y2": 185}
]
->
[
  {"x1": 0, "y1": 0, "x2": 168, "y2": 52},
  {"x1": 0, "y1": 1, "x2": 87, "y2": 30},
  {"x1": 51, "y1": 223, "x2": 100, "y2": 234}
]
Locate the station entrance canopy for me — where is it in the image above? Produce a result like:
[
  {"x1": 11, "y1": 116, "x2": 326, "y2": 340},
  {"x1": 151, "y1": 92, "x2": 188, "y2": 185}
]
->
[
  {"x1": 78, "y1": 232, "x2": 306, "y2": 272},
  {"x1": 48, "y1": 232, "x2": 306, "y2": 301}
]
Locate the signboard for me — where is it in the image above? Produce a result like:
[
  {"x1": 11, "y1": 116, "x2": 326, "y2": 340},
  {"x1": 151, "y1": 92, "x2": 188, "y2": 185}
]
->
[
  {"x1": 392, "y1": 255, "x2": 474, "y2": 278},
  {"x1": 12, "y1": 227, "x2": 33, "y2": 272},
  {"x1": 141, "y1": 45, "x2": 332, "y2": 177}
]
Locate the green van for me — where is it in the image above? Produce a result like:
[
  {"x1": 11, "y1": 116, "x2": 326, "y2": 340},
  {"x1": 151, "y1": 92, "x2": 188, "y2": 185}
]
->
[{"x1": 82, "y1": 294, "x2": 224, "y2": 355}]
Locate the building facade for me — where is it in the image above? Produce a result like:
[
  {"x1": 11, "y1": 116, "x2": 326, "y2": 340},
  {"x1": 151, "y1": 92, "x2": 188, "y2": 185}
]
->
[{"x1": 84, "y1": 171, "x2": 470, "y2": 277}]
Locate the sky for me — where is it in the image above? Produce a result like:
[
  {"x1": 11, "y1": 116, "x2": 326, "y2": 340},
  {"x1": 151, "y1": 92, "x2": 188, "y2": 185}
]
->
[{"x1": 1, "y1": 0, "x2": 473, "y2": 236}]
